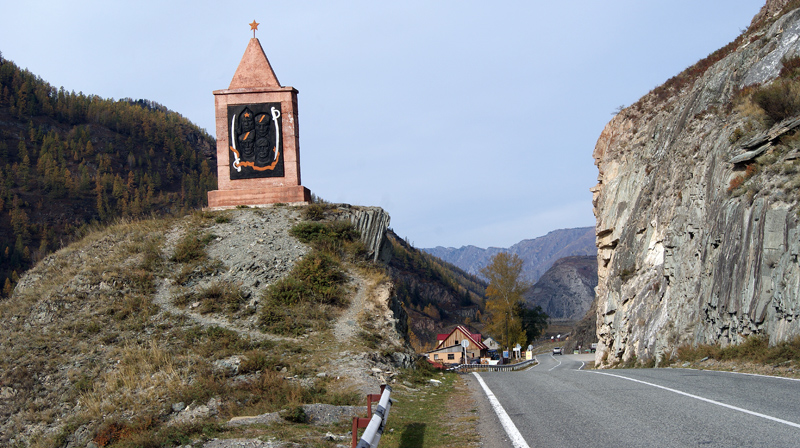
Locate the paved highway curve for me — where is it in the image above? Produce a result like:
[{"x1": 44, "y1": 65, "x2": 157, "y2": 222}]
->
[{"x1": 473, "y1": 353, "x2": 800, "y2": 447}]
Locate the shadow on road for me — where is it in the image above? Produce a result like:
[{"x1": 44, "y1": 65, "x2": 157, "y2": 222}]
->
[{"x1": 398, "y1": 422, "x2": 426, "y2": 448}]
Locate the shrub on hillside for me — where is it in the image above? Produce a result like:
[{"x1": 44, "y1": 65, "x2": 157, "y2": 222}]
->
[
  {"x1": 269, "y1": 252, "x2": 347, "y2": 306},
  {"x1": 752, "y1": 80, "x2": 800, "y2": 124},
  {"x1": 292, "y1": 220, "x2": 358, "y2": 245},
  {"x1": 291, "y1": 220, "x2": 369, "y2": 261},
  {"x1": 170, "y1": 231, "x2": 215, "y2": 263},
  {"x1": 258, "y1": 252, "x2": 349, "y2": 335},
  {"x1": 302, "y1": 203, "x2": 329, "y2": 221}
]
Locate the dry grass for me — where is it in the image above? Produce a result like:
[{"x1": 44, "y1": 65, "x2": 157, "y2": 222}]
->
[
  {"x1": 174, "y1": 280, "x2": 249, "y2": 316},
  {"x1": 379, "y1": 373, "x2": 480, "y2": 448},
  {"x1": 80, "y1": 341, "x2": 184, "y2": 420},
  {"x1": 676, "y1": 334, "x2": 800, "y2": 364}
]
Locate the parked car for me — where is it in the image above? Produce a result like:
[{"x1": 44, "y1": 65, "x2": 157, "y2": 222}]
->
[{"x1": 552, "y1": 347, "x2": 563, "y2": 355}]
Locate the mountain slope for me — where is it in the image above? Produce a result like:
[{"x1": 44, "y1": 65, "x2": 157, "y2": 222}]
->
[
  {"x1": 387, "y1": 231, "x2": 488, "y2": 351},
  {"x1": 424, "y1": 227, "x2": 596, "y2": 282},
  {"x1": 523, "y1": 255, "x2": 597, "y2": 321}
]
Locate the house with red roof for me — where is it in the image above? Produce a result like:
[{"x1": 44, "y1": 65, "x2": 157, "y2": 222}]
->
[{"x1": 425, "y1": 325, "x2": 488, "y2": 366}]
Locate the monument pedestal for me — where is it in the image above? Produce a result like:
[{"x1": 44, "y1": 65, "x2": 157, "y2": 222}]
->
[
  {"x1": 206, "y1": 35, "x2": 311, "y2": 209},
  {"x1": 207, "y1": 185, "x2": 310, "y2": 209}
]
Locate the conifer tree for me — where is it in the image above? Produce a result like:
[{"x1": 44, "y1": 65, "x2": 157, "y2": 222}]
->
[{"x1": 3, "y1": 277, "x2": 11, "y2": 297}]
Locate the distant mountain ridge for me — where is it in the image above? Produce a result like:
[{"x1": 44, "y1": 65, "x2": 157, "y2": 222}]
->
[{"x1": 424, "y1": 227, "x2": 596, "y2": 283}]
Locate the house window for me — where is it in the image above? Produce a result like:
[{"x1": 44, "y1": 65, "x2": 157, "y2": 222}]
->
[
  {"x1": 447, "y1": 354, "x2": 455, "y2": 360},
  {"x1": 454, "y1": 340, "x2": 459, "y2": 345},
  {"x1": 434, "y1": 354, "x2": 439, "y2": 360}
]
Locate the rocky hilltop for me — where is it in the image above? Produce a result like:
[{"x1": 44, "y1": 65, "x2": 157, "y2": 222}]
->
[
  {"x1": 593, "y1": 0, "x2": 800, "y2": 365},
  {"x1": 524, "y1": 255, "x2": 597, "y2": 321},
  {"x1": 0, "y1": 204, "x2": 416, "y2": 447},
  {"x1": 424, "y1": 226, "x2": 596, "y2": 283}
]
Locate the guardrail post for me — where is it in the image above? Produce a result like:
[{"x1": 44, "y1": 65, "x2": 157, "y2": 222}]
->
[
  {"x1": 367, "y1": 394, "x2": 381, "y2": 416},
  {"x1": 351, "y1": 417, "x2": 372, "y2": 448}
]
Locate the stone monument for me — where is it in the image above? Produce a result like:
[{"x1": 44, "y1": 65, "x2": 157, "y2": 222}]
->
[{"x1": 207, "y1": 21, "x2": 311, "y2": 208}]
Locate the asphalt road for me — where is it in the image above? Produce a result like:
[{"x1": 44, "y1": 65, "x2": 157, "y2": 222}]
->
[{"x1": 473, "y1": 353, "x2": 800, "y2": 447}]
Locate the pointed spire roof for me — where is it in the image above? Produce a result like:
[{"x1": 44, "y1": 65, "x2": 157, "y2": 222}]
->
[{"x1": 229, "y1": 38, "x2": 281, "y2": 90}]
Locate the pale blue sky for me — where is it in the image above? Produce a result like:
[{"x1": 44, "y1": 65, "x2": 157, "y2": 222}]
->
[{"x1": 0, "y1": 1, "x2": 765, "y2": 248}]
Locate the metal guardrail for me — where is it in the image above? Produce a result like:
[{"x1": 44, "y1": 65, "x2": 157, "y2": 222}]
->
[
  {"x1": 352, "y1": 385, "x2": 393, "y2": 448},
  {"x1": 449, "y1": 358, "x2": 537, "y2": 373}
]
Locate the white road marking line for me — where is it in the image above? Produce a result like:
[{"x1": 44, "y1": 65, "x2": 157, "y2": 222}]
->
[
  {"x1": 590, "y1": 371, "x2": 800, "y2": 429},
  {"x1": 473, "y1": 372, "x2": 531, "y2": 448},
  {"x1": 681, "y1": 367, "x2": 800, "y2": 382},
  {"x1": 548, "y1": 354, "x2": 561, "y2": 371}
]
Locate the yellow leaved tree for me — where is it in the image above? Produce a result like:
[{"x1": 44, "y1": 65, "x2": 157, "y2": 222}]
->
[{"x1": 481, "y1": 252, "x2": 530, "y2": 351}]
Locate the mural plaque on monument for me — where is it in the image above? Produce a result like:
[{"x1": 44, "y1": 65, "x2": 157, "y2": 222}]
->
[{"x1": 227, "y1": 103, "x2": 284, "y2": 179}]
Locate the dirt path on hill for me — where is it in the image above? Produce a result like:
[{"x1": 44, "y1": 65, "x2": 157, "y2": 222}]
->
[
  {"x1": 151, "y1": 277, "x2": 292, "y2": 343},
  {"x1": 332, "y1": 271, "x2": 368, "y2": 344}
]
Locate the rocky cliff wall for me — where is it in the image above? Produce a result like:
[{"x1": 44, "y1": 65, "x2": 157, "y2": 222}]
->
[{"x1": 593, "y1": 1, "x2": 800, "y2": 365}]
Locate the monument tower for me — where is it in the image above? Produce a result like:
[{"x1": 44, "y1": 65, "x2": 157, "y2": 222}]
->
[{"x1": 207, "y1": 21, "x2": 311, "y2": 208}]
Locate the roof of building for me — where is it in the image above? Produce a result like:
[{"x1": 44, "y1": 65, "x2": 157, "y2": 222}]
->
[
  {"x1": 425, "y1": 344, "x2": 465, "y2": 354},
  {"x1": 435, "y1": 325, "x2": 487, "y2": 350}
]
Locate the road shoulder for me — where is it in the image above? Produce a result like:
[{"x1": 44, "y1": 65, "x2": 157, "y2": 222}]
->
[{"x1": 465, "y1": 373, "x2": 516, "y2": 448}]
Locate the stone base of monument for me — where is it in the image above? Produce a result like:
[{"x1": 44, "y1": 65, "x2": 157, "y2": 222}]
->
[{"x1": 206, "y1": 185, "x2": 311, "y2": 209}]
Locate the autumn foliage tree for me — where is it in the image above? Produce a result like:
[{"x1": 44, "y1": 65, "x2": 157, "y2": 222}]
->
[{"x1": 481, "y1": 252, "x2": 531, "y2": 350}]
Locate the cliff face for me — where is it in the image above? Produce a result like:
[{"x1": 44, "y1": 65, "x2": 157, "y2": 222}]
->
[{"x1": 593, "y1": 1, "x2": 800, "y2": 365}]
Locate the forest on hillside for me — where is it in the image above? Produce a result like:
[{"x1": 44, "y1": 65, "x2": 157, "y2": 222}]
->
[
  {"x1": 387, "y1": 232, "x2": 549, "y2": 351},
  {"x1": 0, "y1": 52, "x2": 217, "y2": 297},
  {"x1": 386, "y1": 231, "x2": 488, "y2": 350}
]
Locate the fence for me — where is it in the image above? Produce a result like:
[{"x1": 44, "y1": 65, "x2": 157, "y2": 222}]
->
[
  {"x1": 449, "y1": 358, "x2": 537, "y2": 373},
  {"x1": 352, "y1": 384, "x2": 393, "y2": 448}
]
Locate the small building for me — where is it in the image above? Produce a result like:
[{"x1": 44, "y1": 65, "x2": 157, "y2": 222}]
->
[
  {"x1": 425, "y1": 325, "x2": 488, "y2": 366},
  {"x1": 482, "y1": 337, "x2": 500, "y2": 351}
]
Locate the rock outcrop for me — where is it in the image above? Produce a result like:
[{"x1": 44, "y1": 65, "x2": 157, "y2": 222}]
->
[
  {"x1": 593, "y1": 0, "x2": 800, "y2": 365},
  {"x1": 333, "y1": 205, "x2": 392, "y2": 263}
]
